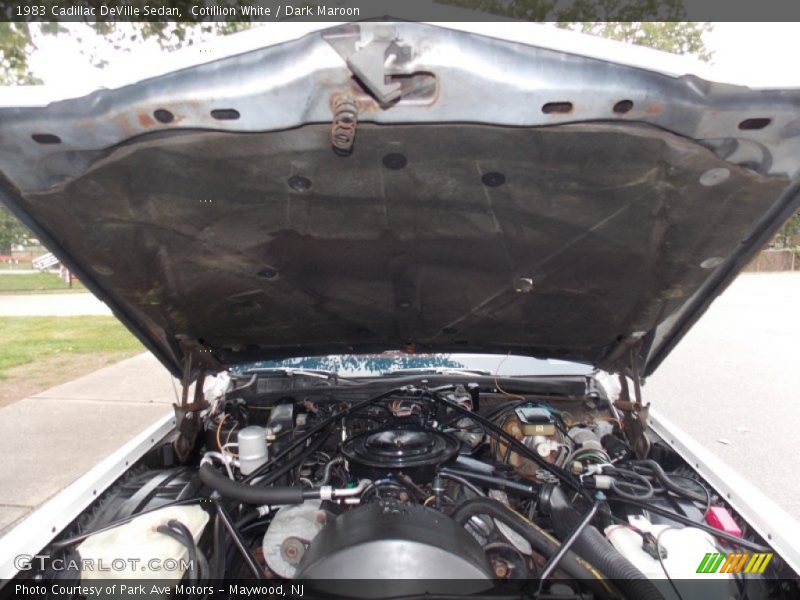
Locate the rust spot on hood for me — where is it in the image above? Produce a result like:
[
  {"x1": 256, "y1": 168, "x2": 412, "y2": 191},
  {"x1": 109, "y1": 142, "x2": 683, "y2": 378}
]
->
[
  {"x1": 138, "y1": 112, "x2": 156, "y2": 128},
  {"x1": 646, "y1": 104, "x2": 664, "y2": 115}
]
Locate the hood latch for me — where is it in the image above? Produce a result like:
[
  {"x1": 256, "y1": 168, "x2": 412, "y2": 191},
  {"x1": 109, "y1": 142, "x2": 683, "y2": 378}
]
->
[{"x1": 323, "y1": 24, "x2": 412, "y2": 104}]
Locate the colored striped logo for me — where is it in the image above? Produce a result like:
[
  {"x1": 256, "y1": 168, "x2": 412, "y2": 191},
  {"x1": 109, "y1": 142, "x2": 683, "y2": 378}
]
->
[{"x1": 696, "y1": 552, "x2": 773, "y2": 574}]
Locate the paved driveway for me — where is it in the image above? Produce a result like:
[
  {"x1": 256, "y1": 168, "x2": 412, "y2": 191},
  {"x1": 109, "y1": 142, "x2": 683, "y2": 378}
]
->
[
  {"x1": 646, "y1": 272, "x2": 800, "y2": 519},
  {"x1": 0, "y1": 353, "x2": 175, "y2": 535}
]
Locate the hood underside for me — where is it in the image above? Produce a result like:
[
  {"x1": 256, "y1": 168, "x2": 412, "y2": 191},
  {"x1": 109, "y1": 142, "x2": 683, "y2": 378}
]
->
[{"x1": 1, "y1": 23, "x2": 799, "y2": 379}]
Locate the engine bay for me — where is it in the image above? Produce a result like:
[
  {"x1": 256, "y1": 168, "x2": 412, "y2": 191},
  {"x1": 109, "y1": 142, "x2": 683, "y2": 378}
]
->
[{"x1": 18, "y1": 370, "x2": 796, "y2": 599}]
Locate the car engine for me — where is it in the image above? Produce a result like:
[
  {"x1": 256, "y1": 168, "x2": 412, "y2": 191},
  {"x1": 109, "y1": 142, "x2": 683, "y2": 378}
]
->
[{"x1": 22, "y1": 370, "x2": 796, "y2": 599}]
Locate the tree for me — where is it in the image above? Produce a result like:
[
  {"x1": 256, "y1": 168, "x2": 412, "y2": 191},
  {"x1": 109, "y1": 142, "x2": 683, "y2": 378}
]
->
[
  {"x1": 557, "y1": 22, "x2": 712, "y2": 62},
  {"x1": 443, "y1": 0, "x2": 712, "y2": 59},
  {"x1": 0, "y1": 206, "x2": 31, "y2": 254},
  {"x1": 0, "y1": 23, "x2": 42, "y2": 84},
  {"x1": 0, "y1": 21, "x2": 251, "y2": 84},
  {"x1": 774, "y1": 212, "x2": 800, "y2": 249},
  {"x1": 446, "y1": 0, "x2": 686, "y2": 27}
]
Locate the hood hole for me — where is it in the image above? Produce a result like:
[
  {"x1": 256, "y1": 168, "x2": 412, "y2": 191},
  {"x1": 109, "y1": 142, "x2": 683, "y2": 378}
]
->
[
  {"x1": 481, "y1": 172, "x2": 506, "y2": 187},
  {"x1": 613, "y1": 100, "x2": 634, "y2": 114},
  {"x1": 382, "y1": 153, "x2": 407, "y2": 170},
  {"x1": 211, "y1": 108, "x2": 240, "y2": 121},
  {"x1": 738, "y1": 118, "x2": 771, "y2": 130},
  {"x1": 288, "y1": 175, "x2": 312, "y2": 192},
  {"x1": 153, "y1": 109, "x2": 174, "y2": 124},
  {"x1": 258, "y1": 267, "x2": 279, "y2": 280},
  {"x1": 542, "y1": 102, "x2": 573, "y2": 114},
  {"x1": 32, "y1": 133, "x2": 61, "y2": 144}
]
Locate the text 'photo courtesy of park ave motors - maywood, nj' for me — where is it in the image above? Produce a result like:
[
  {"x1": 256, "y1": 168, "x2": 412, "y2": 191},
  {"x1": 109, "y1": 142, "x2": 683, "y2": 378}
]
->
[
  {"x1": 14, "y1": 583, "x2": 302, "y2": 597},
  {"x1": 21, "y1": 3, "x2": 362, "y2": 18}
]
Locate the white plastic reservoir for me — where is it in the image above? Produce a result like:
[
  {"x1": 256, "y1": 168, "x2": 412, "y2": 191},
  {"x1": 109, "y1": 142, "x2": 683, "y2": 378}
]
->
[
  {"x1": 77, "y1": 505, "x2": 209, "y2": 582},
  {"x1": 605, "y1": 515, "x2": 731, "y2": 600}
]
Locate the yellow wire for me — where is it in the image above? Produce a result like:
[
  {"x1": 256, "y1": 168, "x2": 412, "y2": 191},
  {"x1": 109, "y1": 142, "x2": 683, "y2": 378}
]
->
[
  {"x1": 493, "y1": 351, "x2": 526, "y2": 401},
  {"x1": 216, "y1": 413, "x2": 228, "y2": 452},
  {"x1": 224, "y1": 420, "x2": 239, "y2": 457},
  {"x1": 216, "y1": 413, "x2": 240, "y2": 458},
  {"x1": 494, "y1": 377, "x2": 526, "y2": 401}
]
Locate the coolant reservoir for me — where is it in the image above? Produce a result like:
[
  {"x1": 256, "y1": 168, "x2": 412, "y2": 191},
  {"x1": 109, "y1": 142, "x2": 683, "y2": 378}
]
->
[
  {"x1": 605, "y1": 515, "x2": 730, "y2": 581},
  {"x1": 77, "y1": 505, "x2": 209, "y2": 581}
]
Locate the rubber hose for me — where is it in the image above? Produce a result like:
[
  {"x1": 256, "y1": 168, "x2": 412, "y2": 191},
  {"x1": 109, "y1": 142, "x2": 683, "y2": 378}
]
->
[
  {"x1": 167, "y1": 519, "x2": 208, "y2": 583},
  {"x1": 316, "y1": 456, "x2": 345, "y2": 486},
  {"x1": 450, "y1": 498, "x2": 613, "y2": 599},
  {"x1": 156, "y1": 524, "x2": 198, "y2": 582},
  {"x1": 626, "y1": 459, "x2": 706, "y2": 504},
  {"x1": 195, "y1": 547, "x2": 210, "y2": 583},
  {"x1": 547, "y1": 487, "x2": 665, "y2": 600},
  {"x1": 200, "y1": 464, "x2": 315, "y2": 505},
  {"x1": 258, "y1": 430, "x2": 331, "y2": 486},
  {"x1": 211, "y1": 512, "x2": 226, "y2": 579}
]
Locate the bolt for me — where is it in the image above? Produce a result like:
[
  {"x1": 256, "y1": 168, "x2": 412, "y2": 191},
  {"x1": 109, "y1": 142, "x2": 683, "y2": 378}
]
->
[{"x1": 493, "y1": 561, "x2": 509, "y2": 578}]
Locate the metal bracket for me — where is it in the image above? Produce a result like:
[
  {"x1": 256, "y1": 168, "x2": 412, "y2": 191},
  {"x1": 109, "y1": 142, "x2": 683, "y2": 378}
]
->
[
  {"x1": 598, "y1": 331, "x2": 648, "y2": 380},
  {"x1": 323, "y1": 24, "x2": 412, "y2": 104},
  {"x1": 614, "y1": 349, "x2": 652, "y2": 459},
  {"x1": 172, "y1": 337, "x2": 220, "y2": 462}
]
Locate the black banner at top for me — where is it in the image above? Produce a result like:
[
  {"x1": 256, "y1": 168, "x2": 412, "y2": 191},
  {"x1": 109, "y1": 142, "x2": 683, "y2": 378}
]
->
[{"x1": 1, "y1": 0, "x2": 799, "y2": 23}]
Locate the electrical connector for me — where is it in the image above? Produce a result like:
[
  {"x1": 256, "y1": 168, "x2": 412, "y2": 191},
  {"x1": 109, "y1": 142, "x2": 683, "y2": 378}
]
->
[
  {"x1": 706, "y1": 506, "x2": 742, "y2": 537},
  {"x1": 641, "y1": 532, "x2": 668, "y2": 560},
  {"x1": 582, "y1": 474, "x2": 613, "y2": 490},
  {"x1": 584, "y1": 463, "x2": 608, "y2": 476}
]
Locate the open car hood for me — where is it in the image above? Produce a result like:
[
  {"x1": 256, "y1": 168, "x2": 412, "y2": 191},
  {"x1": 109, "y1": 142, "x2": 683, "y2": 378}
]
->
[{"x1": 2, "y1": 22, "x2": 800, "y2": 380}]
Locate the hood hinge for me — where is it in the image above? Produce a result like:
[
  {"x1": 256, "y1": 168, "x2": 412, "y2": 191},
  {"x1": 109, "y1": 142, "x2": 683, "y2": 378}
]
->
[
  {"x1": 171, "y1": 338, "x2": 221, "y2": 462},
  {"x1": 613, "y1": 345, "x2": 651, "y2": 459}
]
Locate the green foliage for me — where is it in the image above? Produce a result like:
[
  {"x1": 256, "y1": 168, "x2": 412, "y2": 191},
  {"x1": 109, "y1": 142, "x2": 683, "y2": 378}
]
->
[
  {"x1": 775, "y1": 211, "x2": 800, "y2": 249},
  {"x1": 0, "y1": 272, "x2": 86, "y2": 293},
  {"x1": 0, "y1": 207, "x2": 32, "y2": 254},
  {"x1": 0, "y1": 316, "x2": 143, "y2": 377},
  {"x1": 1, "y1": 21, "x2": 253, "y2": 81},
  {"x1": 443, "y1": 2, "x2": 711, "y2": 61},
  {"x1": 445, "y1": 0, "x2": 685, "y2": 23},
  {"x1": 0, "y1": 23, "x2": 42, "y2": 84},
  {"x1": 558, "y1": 22, "x2": 713, "y2": 62},
  {"x1": 88, "y1": 21, "x2": 252, "y2": 53}
]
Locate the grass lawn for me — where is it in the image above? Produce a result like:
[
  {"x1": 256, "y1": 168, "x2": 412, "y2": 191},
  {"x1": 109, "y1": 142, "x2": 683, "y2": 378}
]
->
[
  {"x1": 0, "y1": 316, "x2": 144, "y2": 407},
  {"x1": 0, "y1": 272, "x2": 86, "y2": 293}
]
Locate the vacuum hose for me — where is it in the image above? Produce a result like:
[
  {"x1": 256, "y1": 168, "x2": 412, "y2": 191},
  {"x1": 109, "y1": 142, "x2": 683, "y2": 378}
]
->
[{"x1": 546, "y1": 486, "x2": 665, "y2": 600}]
